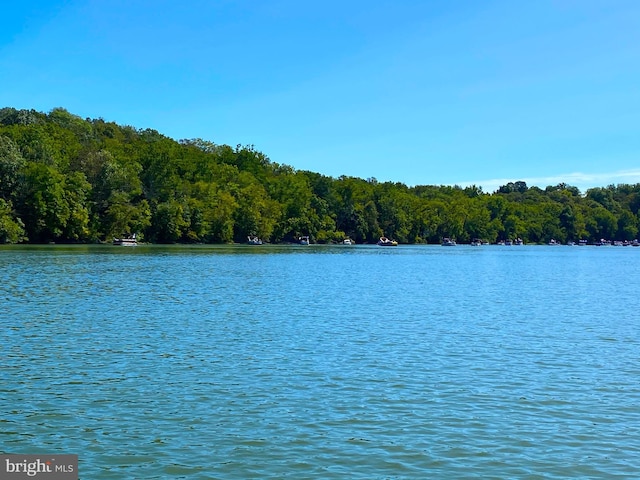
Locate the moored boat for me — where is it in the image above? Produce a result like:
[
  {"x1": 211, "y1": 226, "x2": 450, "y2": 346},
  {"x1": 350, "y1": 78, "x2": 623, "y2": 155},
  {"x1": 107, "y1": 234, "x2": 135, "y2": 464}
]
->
[
  {"x1": 113, "y1": 234, "x2": 137, "y2": 246},
  {"x1": 441, "y1": 237, "x2": 456, "y2": 246},
  {"x1": 299, "y1": 235, "x2": 310, "y2": 245},
  {"x1": 247, "y1": 235, "x2": 263, "y2": 245},
  {"x1": 377, "y1": 236, "x2": 398, "y2": 246}
]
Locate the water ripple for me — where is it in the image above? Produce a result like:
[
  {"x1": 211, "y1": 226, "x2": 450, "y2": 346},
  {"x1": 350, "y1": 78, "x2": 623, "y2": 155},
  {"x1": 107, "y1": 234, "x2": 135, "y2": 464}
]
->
[{"x1": 1, "y1": 245, "x2": 639, "y2": 478}]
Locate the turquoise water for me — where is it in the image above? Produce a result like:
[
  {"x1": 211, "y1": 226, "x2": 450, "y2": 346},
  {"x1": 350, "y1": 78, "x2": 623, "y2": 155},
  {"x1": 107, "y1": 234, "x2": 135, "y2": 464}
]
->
[{"x1": 1, "y1": 244, "x2": 639, "y2": 479}]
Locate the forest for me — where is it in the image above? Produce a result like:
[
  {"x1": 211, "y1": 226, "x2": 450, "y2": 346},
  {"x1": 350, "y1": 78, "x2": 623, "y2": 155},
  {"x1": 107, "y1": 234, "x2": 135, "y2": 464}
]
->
[{"x1": 1, "y1": 107, "x2": 639, "y2": 245}]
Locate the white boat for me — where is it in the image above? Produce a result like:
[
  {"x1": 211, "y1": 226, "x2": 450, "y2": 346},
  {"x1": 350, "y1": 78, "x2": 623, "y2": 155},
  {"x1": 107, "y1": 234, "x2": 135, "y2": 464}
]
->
[
  {"x1": 377, "y1": 236, "x2": 398, "y2": 246},
  {"x1": 247, "y1": 235, "x2": 263, "y2": 245},
  {"x1": 441, "y1": 237, "x2": 456, "y2": 246},
  {"x1": 342, "y1": 238, "x2": 353, "y2": 245},
  {"x1": 299, "y1": 235, "x2": 310, "y2": 245},
  {"x1": 514, "y1": 238, "x2": 524, "y2": 245},
  {"x1": 470, "y1": 238, "x2": 482, "y2": 246},
  {"x1": 113, "y1": 234, "x2": 137, "y2": 246}
]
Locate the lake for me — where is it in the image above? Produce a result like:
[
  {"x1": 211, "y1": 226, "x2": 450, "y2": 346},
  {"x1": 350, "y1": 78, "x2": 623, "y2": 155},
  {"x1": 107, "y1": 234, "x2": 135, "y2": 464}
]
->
[{"x1": 1, "y1": 244, "x2": 639, "y2": 479}]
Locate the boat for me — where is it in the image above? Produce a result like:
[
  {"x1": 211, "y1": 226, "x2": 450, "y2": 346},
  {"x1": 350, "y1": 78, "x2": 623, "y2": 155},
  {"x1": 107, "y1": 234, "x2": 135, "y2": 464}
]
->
[
  {"x1": 377, "y1": 236, "x2": 398, "y2": 246},
  {"x1": 548, "y1": 239, "x2": 560, "y2": 246},
  {"x1": 514, "y1": 238, "x2": 524, "y2": 245},
  {"x1": 342, "y1": 238, "x2": 353, "y2": 245},
  {"x1": 470, "y1": 238, "x2": 482, "y2": 246},
  {"x1": 441, "y1": 237, "x2": 456, "y2": 246},
  {"x1": 578, "y1": 239, "x2": 588, "y2": 246},
  {"x1": 247, "y1": 235, "x2": 263, "y2": 245},
  {"x1": 113, "y1": 234, "x2": 137, "y2": 246},
  {"x1": 299, "y1": 235, "x2": 310, "y2": 245},
  {"x1": 504, "y1": 239, "x2": 513, "y2": 246},
  {"x1": 632, "y1": 239, "x2": 640, "y2": 247}
]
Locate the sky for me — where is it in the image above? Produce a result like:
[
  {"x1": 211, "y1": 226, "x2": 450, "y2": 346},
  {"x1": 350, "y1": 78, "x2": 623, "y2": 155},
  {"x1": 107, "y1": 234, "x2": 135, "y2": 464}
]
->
[{"x1": 1, "y1": 0, "x2": 639, "y2": 193}]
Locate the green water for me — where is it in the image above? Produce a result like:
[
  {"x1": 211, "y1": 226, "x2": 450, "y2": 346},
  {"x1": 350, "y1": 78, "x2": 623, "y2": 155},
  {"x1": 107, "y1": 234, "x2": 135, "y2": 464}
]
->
[{"x1": 1, "y1": 244, "x2": 639, "y2": 478}]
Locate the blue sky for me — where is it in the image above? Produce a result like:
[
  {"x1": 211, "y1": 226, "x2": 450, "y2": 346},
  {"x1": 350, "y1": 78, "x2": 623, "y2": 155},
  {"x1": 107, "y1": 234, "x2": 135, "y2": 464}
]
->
[{"x1": 1, "y1": 0, "x2": 639, "y2": 193}]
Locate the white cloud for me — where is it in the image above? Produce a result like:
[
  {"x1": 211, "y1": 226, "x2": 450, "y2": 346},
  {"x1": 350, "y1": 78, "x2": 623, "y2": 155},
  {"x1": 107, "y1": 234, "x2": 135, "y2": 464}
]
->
[{"x1": 459, "y1": 169, "x2": 640, "y2": 194}]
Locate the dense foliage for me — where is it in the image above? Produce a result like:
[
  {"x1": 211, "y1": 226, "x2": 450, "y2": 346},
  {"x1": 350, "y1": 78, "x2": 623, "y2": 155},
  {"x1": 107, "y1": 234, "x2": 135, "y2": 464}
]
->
[{"x1": 1, "y1": 107, "x2": 639, "y2": 244}]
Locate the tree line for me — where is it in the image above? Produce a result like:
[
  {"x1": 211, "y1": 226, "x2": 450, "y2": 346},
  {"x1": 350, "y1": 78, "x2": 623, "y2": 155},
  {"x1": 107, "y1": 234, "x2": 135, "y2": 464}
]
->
[{"x1": 1, "y1": 107, "x2": 639, "y2": 245}]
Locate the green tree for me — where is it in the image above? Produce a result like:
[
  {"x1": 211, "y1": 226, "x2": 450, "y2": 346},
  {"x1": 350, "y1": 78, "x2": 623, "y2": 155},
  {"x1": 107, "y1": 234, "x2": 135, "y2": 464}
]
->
[
  {"x1": 0, "y1": 199, "x2": 25, "y2": 243},
  {"x1": 0, "y1": 135, "x2": 26, "y2": 202},
  {"x1": 21, "y1": 162, "x2": 70, "y2": 242},
  {"x1": 586, "y1": 205, "x2": 617, "y2": 240},
  {"x1": 149, "y1": 199, "x2": 190, "y2": 243},
  {"x1": 62, "y1": 171, "x2": 92, "y2": 241},
  {"x1": 616, "y1": 210, "x2": 637, "y2": 240}
]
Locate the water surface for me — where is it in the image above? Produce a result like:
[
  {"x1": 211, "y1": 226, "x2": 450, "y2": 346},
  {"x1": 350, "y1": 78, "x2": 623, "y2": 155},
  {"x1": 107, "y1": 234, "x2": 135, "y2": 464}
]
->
[{"x1": 1, "y1": 244, "x2": 639, "y2": 478}]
